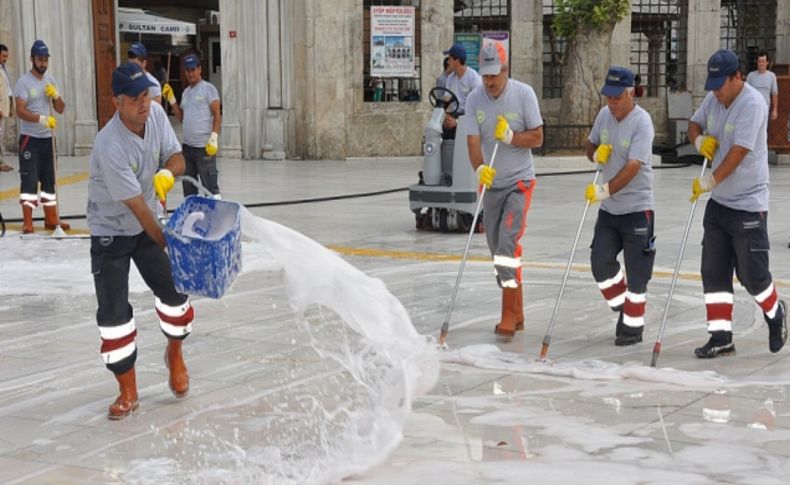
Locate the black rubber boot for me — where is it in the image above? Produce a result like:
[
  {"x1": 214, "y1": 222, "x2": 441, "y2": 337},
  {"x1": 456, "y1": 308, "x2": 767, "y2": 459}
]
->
[
  {"x1": 614, "y1": 311, "x2": 624, "y2": 339},
  {"x1": 766, "y1": 300, "x2": 788, "y2": 353},
  {"x1": 694, "y1": 331, "x2": 736, "y2": 358}
]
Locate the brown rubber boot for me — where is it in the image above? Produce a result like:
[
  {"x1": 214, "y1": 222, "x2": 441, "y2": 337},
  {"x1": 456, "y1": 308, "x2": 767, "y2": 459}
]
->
[
  {"x1": 495, "y1": 287, "x2": 520, "y2": 336},
  {"x1": 108, "y1": 368, "x2": 139, "y2": 420},
  {"x1": 44, "y1": 205, "x2": 70, "y2": 230},
  {"x1": 514, "y1": 285, "x2": 524, "y2": 331},
  {"x1": 22, "y1": 205, "x2": 34, "y2": 234},
  {"x1": 165, "y1": 339, "x2": 189, "y2": 398}
]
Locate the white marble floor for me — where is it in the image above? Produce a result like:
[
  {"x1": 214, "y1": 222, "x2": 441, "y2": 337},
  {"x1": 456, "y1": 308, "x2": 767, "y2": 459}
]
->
[{"x1": 2, "y1": 154, "x2": 790, "y2": 484}]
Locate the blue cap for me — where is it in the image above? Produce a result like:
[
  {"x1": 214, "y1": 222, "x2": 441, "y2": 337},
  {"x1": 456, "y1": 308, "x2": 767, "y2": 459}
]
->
[
  {"x1": 112, "y1": 62, "x2": 155, "y2": 97},
  {"x1": 601, "y1": 66, "x2": 635, "y2": 97},
  {"x1": 705, "y1": 49, "x2": 740, "y2": 91},
  {"x1": 30, "y1": 40, "x2": 50, "y2": 58},
  {"x1": 184, "y1": 54, "x2": 199, "y2": 69},
  {"x1": 443, "y1": 43, "x2": 467, "y2": 61},
  {"x1": 128, "y1": 42, "x2": 147, "y2": 59}
]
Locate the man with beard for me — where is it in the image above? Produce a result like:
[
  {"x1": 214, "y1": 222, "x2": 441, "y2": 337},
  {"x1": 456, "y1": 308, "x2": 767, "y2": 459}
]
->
[{"x1": 13, "y1": 40, "x2": 67, "y2": 233}]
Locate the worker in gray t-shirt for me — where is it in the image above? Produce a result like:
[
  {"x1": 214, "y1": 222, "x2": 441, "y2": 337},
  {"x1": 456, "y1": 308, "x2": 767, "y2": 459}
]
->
[
  {"x1": 463, "y1": 41, "x2": 543, "y2": 337},
  {"x1": 745, "y1": 50, "x2": 778, "y2": 121},
  {"x1": 442, "y1": 43, "x2": 482, "y2": 138},
  {"x1": 13, "y1": 40, "x2": 67, "y2": 233},
  {"x1": 688, "y1": 49, "x2": 787, "y2": 359},
  {"x1": 162, "y1": 53, "x2": 222, "y2": 198},
  {"x1": 87, "y1": 62, "x2": 195, "y2": 420},
  {"x1": 585, "y1": 66, "x2": 656, "y2": 347}
]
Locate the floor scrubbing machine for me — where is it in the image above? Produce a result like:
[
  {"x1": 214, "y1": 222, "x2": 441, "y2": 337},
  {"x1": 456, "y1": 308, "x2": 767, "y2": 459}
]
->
[{"x1": 409, "y1": 87, "x2": 483, "y2": 233}]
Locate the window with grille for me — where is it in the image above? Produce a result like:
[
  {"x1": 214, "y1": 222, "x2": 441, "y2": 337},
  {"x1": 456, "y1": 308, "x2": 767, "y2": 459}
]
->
[
  {"x1": 631, "y1": 0, "x2": 687, "y2": 97},
  {"x1": 453, "y1": 0, "x2": 510, "y2": 33},
  {"x1": 363, "y1": 0, "x2": 422, "y2": 103},
  {"x1": 720, "y1": 0, "x2": 776, "y2": 72},
  {"x1": 542, "y1": 1, "x2": 565, "y2": 99}
]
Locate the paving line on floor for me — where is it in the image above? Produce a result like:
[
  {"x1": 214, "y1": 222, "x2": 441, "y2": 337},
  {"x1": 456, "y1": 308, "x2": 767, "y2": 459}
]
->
[
  {"x1": 0, "y1": 172, "x2": 89, "y2": 201},
  {"x1": 326, "y1": 244, "x2": 790, "y2": 288}
]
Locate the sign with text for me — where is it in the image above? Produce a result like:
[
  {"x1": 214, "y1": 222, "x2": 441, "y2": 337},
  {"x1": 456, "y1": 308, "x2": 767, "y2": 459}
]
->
[
  {"x1": 371, "y1": 6, "x2": 415, "y2": 78},
  {"x1": 453, "y1": 33, "x2": 481, "y2": 71}
]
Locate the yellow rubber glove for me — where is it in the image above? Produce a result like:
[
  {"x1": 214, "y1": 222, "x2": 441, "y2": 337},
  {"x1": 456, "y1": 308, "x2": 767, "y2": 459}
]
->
[
  {"x1": 594, "y1": 144, "x2": 612, "y2": 164},
  {"x1": 694, "y1": 135, "x2": 718, "y2": 160},
  {"x1": 154, "y1": 168, "x2": 175, "y2": 201},
  {"x1": 38, "y1": 115, "x2": 56, "y2": 129},
  {"x1": 44, "y1": 83, "x2": 59, "y2": 99},
  {"x1": 690, "y1": 173, "x2": 716, "y2": 202},
  {"x1": 476, "y1": 165, "x2": 496, "y2": 189},
  {"x1": 494, "y1": 115, "x2": 513, "y2": 144},
  {"x1": 162, "y1": 83, "x2": 176, "y2": 105},
  {"x1": 584, "y1": 183, "x2": 610, "y2": 203},
  {"x1": 205, "y1": 131, "x2": 219, "y2": 156}
]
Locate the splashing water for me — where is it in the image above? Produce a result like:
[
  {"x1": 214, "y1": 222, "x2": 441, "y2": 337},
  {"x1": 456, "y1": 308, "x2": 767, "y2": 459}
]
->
[{"x1": 121, "y1": 208, "x2": 439, "y2": 484}]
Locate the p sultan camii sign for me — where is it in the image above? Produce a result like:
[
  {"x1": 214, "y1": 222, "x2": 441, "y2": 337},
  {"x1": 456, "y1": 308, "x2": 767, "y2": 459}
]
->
[{"x1": 119, "y1": 20, "x2": 196, "y2": 35}]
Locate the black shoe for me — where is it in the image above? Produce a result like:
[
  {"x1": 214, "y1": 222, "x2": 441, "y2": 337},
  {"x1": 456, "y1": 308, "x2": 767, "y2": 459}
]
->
[
  {"x1": 615, "y1": 323, "x2": 643, "y2": 346},
  {"x1": 694, "y1": 331, "x2": 736, "y2": 358},
  {"x1": 766, "y1": 300, "x2": 788, "y2": 353}
]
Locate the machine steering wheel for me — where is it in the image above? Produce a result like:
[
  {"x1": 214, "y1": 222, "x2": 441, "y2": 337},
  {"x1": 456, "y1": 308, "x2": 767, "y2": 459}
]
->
[{"x1": 429, "y1": 86, "x2": 461, "y2": 118}]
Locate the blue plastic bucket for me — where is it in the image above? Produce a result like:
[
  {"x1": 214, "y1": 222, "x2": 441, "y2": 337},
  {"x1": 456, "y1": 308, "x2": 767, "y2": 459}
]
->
[{"x1": 165, "y1": 195, "x2": 242, "y2": 299}]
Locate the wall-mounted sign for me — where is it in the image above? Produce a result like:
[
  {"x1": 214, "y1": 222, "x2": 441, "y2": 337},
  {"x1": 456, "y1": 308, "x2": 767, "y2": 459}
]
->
[
  {"x1": 371, "y1": 6, "x2": 416, "y2": 78},
  {"x1": 118, "y1": 8, "x2": 196, "y2": 36}
]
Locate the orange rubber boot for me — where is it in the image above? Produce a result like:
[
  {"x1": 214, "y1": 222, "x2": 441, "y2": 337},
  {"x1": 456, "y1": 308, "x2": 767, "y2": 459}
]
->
[
  {"x1": 22, "y1": 205, "x2": 34, "y2": 234},
  {"x1": 494, "y1": 287, "x2": 520, "y2": 336},
  {"x1": 44, "y1": 205, "x2": 70, "y2": 230},
  {"x1": 514, "y1": 285, "x2": 524, "y2": 331},
  {"x1": 165, "y1": 339, "x2": 189, "y2": 398},
  {"x1": 108, "y1": 368, "x2": 139, "y2": 420}
]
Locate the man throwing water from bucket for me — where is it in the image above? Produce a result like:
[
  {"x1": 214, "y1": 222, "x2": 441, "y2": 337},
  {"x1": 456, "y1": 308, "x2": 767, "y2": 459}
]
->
[
  {"x1": 87, "y1": 62, "x2": 195, "y2": 419},
  {"x1": 464, "y1": 41, "x2": 543, "y2": 336}
]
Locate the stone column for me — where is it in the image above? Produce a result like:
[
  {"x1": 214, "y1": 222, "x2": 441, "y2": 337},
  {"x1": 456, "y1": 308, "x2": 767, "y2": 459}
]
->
[
  {"x1": 68, "y1": 1, "x2": 99, "y2": 156},
  {"x1": 686, "y1": 0, "x2": 721, "y2": 104},
  {"x1": 510, "y1": 0, "x2": 542, "y2": 93},
  {"x1": 422, "y1": 0, "x2": 453, "y2": 100},
  {"x1": 610, "y1": 6, "x2": 632, "y2": 69},
  {"x1": 0, "y1": 0, "x2": 18, "y2": 155},
  {"x1": 776, "y1": 0, "x2": 790, "y2": 64},
  {"x1": 296, "y1": 0, "x2": 351, "y2": 159},
  {"x1": 219, "y1": 0, "x2": 262, "y2": 159},
  {"x1": 220, "y1": 0, "x2": 293, "y2": 159}
]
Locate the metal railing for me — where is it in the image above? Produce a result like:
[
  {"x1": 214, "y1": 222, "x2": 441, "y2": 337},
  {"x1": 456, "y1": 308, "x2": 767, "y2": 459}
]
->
[{"x1": 539, "y1": 123, "x2": 593, "y2": 154}]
